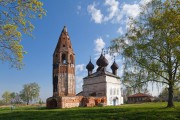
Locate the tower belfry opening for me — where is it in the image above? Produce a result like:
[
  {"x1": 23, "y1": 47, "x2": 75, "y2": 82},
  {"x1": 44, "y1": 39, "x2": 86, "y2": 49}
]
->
[{"x1": 62, "y1": 54, "x2": 66, "y2": 64}]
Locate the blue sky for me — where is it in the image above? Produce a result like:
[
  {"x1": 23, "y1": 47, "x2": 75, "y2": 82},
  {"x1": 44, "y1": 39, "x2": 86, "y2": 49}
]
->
[{"x1": 0, "y1": 0, "x2": 158, "y2": 101}]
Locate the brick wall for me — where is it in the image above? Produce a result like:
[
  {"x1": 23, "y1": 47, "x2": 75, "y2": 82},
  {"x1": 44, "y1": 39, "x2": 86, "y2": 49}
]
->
[{"x1": 46, "y1": 96, "x2": 107, "y2": 109}]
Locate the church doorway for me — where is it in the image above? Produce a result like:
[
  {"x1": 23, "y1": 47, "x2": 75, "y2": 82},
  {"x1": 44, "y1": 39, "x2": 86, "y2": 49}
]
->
[
  {"x1": 113, "y1": 99, "x2": 116, "y2": 106},
  {"x1": 113, "y1": 97, "x2": 118, "y2": 106}
]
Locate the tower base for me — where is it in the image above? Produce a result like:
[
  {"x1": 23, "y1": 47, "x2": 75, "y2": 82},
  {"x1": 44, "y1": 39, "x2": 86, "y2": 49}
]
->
[{"x1": 46, "y1": 96, "x2": 107, "y2": 108}]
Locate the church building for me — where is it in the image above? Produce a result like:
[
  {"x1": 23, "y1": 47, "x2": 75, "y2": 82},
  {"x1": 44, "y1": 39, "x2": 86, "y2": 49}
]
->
[
  {"x1": 83, "y1": 54, "x2": 123, "y2": 106},
  {"x1": 46, "y1": 26, "x2": 123, "y2": 108}
]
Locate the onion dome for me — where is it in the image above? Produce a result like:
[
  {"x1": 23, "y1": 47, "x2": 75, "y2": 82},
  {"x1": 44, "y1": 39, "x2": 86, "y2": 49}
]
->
[
  {"x1": 96, "y1": 54, "x2": 104, "y2": 66},
  {"x1": 111, "y1": 60, "x2": 119, "y2": 70},
  {"x1": 97, "y1": 66, "x2": 102, "y2": 72},
  {"x1": 86, "y1": 59, "x2": 94, "y2": 70},
  {"x1": 96, "y1": 53, "x2": 108, "y2": 67}
]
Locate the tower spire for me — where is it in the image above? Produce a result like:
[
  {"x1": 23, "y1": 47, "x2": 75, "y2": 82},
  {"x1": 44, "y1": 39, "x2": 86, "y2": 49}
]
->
[{"x1": 62, "y1": 25, "x2": 67, "y2": 33}]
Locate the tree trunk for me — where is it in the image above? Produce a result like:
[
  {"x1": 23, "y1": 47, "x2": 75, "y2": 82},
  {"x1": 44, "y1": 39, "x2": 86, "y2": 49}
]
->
[
  {"x1": 167, "y1": 84, "x2": 174, "y2": 107},
  {"x1": 27, "y1": 100, "x2": 29, "y2": 105}
]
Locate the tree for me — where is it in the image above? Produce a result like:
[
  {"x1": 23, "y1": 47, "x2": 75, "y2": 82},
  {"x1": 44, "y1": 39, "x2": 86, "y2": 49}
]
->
[
  {"x1": 0, "y1": 100, "x2": 5, "y2": 105},
  {"x1": 0, "y1": 0, "x2": 46, "y2": 69},
  {"x1": 110, "y1": 0, "x2": 179, "y2": 107},
  {"x1": 122, "y1": 66, "x2": 149, "y2": 94},
  {"x1": 159, "y1": 86, "x2": 180, "y2": 102},
  {"x1": 38, "y1": 98, "x2": 44, "y2": 105},
  {"x1": 10, "y1": 92, "x2": 22, "y2": 104},
  {"x1": 20, "y1": 82, "x2": 40, "y2": 105},
  {"x1": 2, "y1": 91, "x2": 11, "y2": 104}
]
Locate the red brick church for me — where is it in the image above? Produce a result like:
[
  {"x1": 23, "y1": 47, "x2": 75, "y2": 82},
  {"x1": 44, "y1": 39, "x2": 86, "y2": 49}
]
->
[{"x1": 46, "y1": 26, "x2": 123, "y2": 108}]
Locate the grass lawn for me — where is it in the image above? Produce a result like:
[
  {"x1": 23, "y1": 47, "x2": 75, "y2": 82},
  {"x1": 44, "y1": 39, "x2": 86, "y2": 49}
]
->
[{"x1": 0, "y1": 102, "x2": 180, "y2": 120}]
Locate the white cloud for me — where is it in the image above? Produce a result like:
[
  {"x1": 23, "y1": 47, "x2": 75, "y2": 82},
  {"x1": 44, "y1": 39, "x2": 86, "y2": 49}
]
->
[
  {"x1": 139, "y1": 0, "x2": 152, "y2": 5},
  {"x1": 117, "y1": 27, "x2": 123, "y2": 35},
  {"x1": 122, "y1": 4, "x2": 140, "y2": 18},
  {"x1": 105, "y1": 53, "x2": 113, "y2": 69},
  {"x1": 104, "y1": 0, "x2": 120, "y2": 22},
  {"x1": 117, "y1": 64, "x2": 124, "y2": 77},
  {"x1": 94, "y1": 37, "x2": 105, "y2": 53},
  {"x1": 87, "y1": 0, "x2": 122, "y2": 24},
  {"x1": 87, "y1": 0, "x2": 152, "y2": 33},
  {"x1": 77, "y1": 5, "x2": 81, "y2": 10},
  {"x1": 76, "y1": 64, "x2": 85, "y2": 74},
  {"x1": 76, "y1": 5, "x2": 82, "y2": 15},
  {"x1": 87, "y1": 3, "x2": 103, "y2": 24}
]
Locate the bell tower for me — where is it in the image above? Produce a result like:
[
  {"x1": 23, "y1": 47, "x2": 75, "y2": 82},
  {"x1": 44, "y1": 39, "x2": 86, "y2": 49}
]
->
[{"x1": 53, "y1": 26, "x2": 75, "y2": 96}]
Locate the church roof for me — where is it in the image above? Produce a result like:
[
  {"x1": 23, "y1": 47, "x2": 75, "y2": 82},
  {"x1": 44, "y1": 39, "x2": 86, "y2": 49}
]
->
[
  {"x1": 128, "y1": 93, "x2": 152, "y2": 98},
  {"x1": 76, "y1": 91, "x2": 83, "y2": 96},
  {"x1": 84, "y1": 69, "x2": 120, "y2": 79}
]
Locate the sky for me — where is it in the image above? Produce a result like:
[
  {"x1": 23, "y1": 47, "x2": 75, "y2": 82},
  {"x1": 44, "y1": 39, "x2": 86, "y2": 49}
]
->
[{"x1": 0, "y1": 0, "x2": 160, "y2": 101}]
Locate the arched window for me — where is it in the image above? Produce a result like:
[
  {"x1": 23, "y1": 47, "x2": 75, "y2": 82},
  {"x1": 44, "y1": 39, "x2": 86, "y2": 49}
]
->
[
  {"x1": 114, "y1": 88, "x2": 116, "y2": 95},
  {"x1": 117, "y1": 88, "x2": 119, "y2": 95},
  {"x1": 62, "y1": 54, "x2": 66, "y2": 64},
  {"x1": 110, "y1": 88, "x2": 112, "y2": 95},
  {"x1": 70, "y1": 55, "x2": 73, "y2": 64}
]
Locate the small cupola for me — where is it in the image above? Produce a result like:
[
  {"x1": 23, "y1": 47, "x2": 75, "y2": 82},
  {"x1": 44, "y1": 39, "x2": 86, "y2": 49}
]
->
[
  {"x1": 86, "y1": 58, "x2": 94, "y2": 76},
  {"x1": 96, "y1": 54, "x2": 108, "y2": 67},
  {"x1": 111, "y1": 59, "x2": 119, "y2": 75}
]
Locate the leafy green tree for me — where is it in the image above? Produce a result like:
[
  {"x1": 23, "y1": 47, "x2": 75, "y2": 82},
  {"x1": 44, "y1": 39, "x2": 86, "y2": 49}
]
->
[
  {"x1": 0, "y1": 0, "x2": 46, "y2": 69},
  {"x1": 20, "y1": 82, "x2": 40, "y2": 105},
  {"x1": 0, "y1": 100, "x2": 5, "y2": 105},
  {"x1": 10, "y1": 92, "x2": 22, "y2": 104},
  {"x1": 38, "y1": 98, "x2": 44, "y2": 105},
  {"x1": 122, "y1": 66, "x2": 149, "y2": 94},
  {"x1": 159, "y1": 86, "x2": 180, "y2": 102},
  {"x1": 111, "y1": 0, "x2": 179, "y2": 107},
  {"x1": 2, "y1": 91, "x2": 11, "y2": 104}
]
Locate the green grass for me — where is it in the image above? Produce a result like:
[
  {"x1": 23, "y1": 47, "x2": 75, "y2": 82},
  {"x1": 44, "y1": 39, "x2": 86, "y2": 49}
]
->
[{"x1": 0, "y1": 102, "x2": 180, "y2": 120}]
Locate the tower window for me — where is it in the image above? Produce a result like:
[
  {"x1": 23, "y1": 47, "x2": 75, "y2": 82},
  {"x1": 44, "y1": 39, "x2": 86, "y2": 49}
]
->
[
  {"x1": 63, "y1": 44, "x2": 65, "y2": 47},
  {"x1": 62, "y1": 54, "x2": 66, "y2": 64}
]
